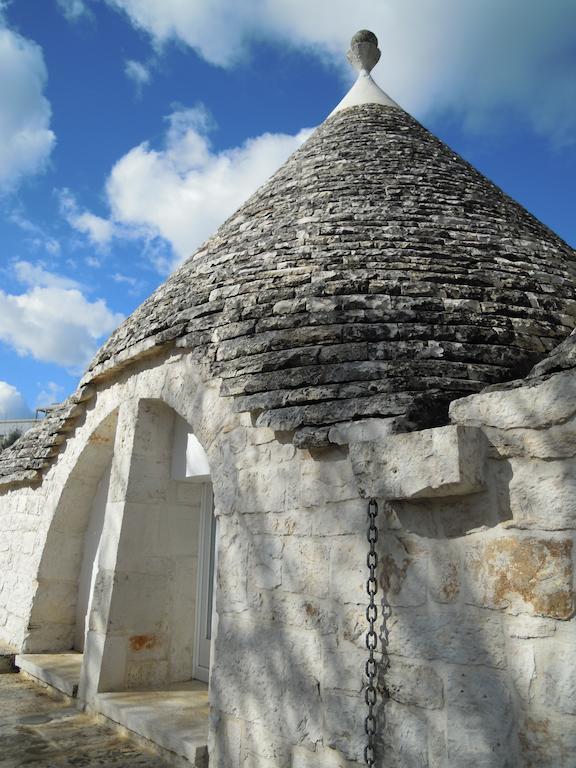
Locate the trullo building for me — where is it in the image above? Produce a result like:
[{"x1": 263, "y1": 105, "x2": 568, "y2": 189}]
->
[{"x1": 1, "y1": 30, "x2": 575, "y2": 768}]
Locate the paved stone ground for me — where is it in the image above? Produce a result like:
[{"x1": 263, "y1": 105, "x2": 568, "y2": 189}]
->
[{"x1": 0, "y1": 672, "x2": 171, "y2": 767}]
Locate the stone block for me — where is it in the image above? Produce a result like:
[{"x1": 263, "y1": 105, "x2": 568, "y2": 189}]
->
[
  {"x1": 292, "y1": 746, "x2": 357, "y2": 767},
  {"x1": 445, "y1": 666, "x2": 516, "y2": 767},
  {"x1": 322, "y1": 689, "x2": 366, "y2": 762},
  {"x1": 450, "y1": 370, "x2": 576, "y2": 432},
  {"x1": 350, "y1": 425, "x2": 487, "y2": 500},
  {"x1": 298, "y1": 457, "x2": 357, "y2": 508},
  {"x1": 380, "y1": 534, "x2": 428, "y2": 608},
  {"x1": 251, "y1": 535, "x2": 284, "y2": 591},
  {"x1": 540, "y1": 642, "x2": 576, "y2": 715},
  {"x1": 321, "y1": 643, "x2": 365, "y2": 694},
  {"x1": 283, "y1": 537, "x2": 330, "y2": 598},
  {"x1": 482, "y1": 419, "x2": 576, "y2": 460},
  {"x1": 506, "y1": 638, "x2": 536, "y2": 702},
  {"x1": 329, "y1": 535, "x2": 367, "y2": 606},
  {"x1": 465, "y1": 533, "x2": 575, "y2": 619},
  {"x1": 37, "y1": 530, "x2": 84, "y2": 581},
  {"x1": 385, "y1": 657, "x2": 443, "y2": 709},
  {"x1": 235, "y1": 466, "x2": 292, "y2": 514},
  {"x1": 518, "y1": 712, "x2": 576, "y2": 768},
  {"x1": 30, "y1": 579, "x2": 77, "y2": 625},
  {"x1": 328, "y1": 417, "x2": 400, "y2": 445},
  {"x1": 507, "y1": 614, "x2": 557, "y2": 639},
  {"x1": 428, "y1": 542, "x2": 460, "y2": 604},
  {"x1": 381, "y1": 700, "x2": 429, "y2": 768},
  {"x1": 243, "y1": 722, "x2": 290, "y2": 764},
  {"x1": 508, "y1": 458, "x2": 576, "y2": 530},
  {"x1": 107, "y1": 571, "x2": 170, "y2": 634},
  {"x1": 212, "y1": 618, "x2": 322, "y2": 747},
  {"x1": 126, "y1": 659, "x2": 169, "y2": 688},
  {"x1": 257, "y1": 591, "x2": 338, "y2": 636},
  {"x1": 208, "y1": 711, "x2": 242, "y2": 768},
  {"x1": 22, "y1": 621, "x2": 75, "y2": 653},
  {"x1": 384, "y1": 606, "x2": 507, "y2": 668}
]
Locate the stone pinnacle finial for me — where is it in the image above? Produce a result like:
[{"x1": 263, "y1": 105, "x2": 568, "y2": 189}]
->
[{"x1": 347, "y1": 29, "x2": 381, "y2": 73}]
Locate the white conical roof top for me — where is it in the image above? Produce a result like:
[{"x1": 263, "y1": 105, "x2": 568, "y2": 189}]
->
[{"x1": 330, "y1": 29, "x2": 400, "y2": 115}]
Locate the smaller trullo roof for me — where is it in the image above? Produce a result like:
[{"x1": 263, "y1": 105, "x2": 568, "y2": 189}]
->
[{"x1": 1, "y1": 30, "x2": 575, "y2": 486}]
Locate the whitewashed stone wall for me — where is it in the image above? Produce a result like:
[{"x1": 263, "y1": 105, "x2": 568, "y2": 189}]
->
[{"x1": 0, "y1": 350, "x2": 575, "y2": 767}]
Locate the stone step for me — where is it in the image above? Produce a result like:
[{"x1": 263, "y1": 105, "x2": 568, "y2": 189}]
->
[
  {"x1": 15, "y1": 653, "x2": 83, "y2": 698},
  {"x1": 94, "y1": 681, "x2": 209, "y2": 767}
]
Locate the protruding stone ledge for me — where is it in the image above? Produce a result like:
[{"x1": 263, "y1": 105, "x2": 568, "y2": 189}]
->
[
  {"x1": 449, "y1": 368, "x2": 576, "y2": 431},
  {"x1": 350, "y1": 424, "x2": 488, "y2": 500}
]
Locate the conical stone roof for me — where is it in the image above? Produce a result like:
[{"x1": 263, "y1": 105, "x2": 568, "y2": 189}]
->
[
  {"x1": 2, "y1": 31, "x2": 576, "y2": 486},
  {"x1": 86, "y1": 88, "x2": 576, "y2": 445}
]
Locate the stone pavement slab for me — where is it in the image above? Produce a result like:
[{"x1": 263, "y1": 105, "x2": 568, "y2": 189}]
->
[
  {"x1": 0, "y1": 673, "x2": 172, "y2": 767},
  {"x1": 95, "y1": 681, "x2": 209, "y2": 765},
  {"x1": 15, "y1": 653, "x2": 82, "y2": 698}
]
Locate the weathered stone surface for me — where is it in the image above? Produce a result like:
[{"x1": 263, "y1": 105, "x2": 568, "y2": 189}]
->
[
  {"x1": 322, "y1": 689, "x2": 366, "y2": 761},
  {"x1": 384, "y1": 657, "x2": 444, "y2": 709},
  {"x1": 540, "y1": 641, "x2": 576, "y2": 715},
  {"x1": 445, "y1": 666, "x2": 517, "y2": 767},
  {"x1": 465, "y1": 534, "x2": 575, "y2": 619},
  {"x1": 350, "y1": 425, "x2": 487, "y2": 499},
  {"x1": 292, "y1": 745, "x2": 357, "y2": 767},
  {"x1": 518, "y1": 713, "x2": 576, "y2": 768},
  {"x1": 211, "y1": 617, "x2": 323, "y2": 747},
  {"x1": 385, "y1": 606, "x2": 507, "y2": 668},
  {"x1": 450, "y1": 368, "x2": 576, "y2": 431},
  {"x1": 0, "y1": 672, "x2": 173, "y2": 766},
  {"x1": 482, "y1": 419, "x2": 576, "y2": 460},
  {"x1": 428, "y1": 542, "x2": 461, "y2": 604},
  {"x1": 5, "y1": 100, "x2": 576, "y2": 486},
  {"x1": 381, "y1": 700, "x2": 429, "y2": 768},
  {"x1": 507, "y1": 457, "x2": 576, "y2": 529},
  {"x1": 380, "y1": 533, "x2": 428, "y2": 607}
]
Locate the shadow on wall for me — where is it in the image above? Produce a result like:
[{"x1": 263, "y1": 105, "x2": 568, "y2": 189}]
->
[
  {"x1": 375, "y1": 386, "x2": 576, "y2": 767},
  {"x1": 25, "y1": 408, "x2": 119, "y2": 654}
]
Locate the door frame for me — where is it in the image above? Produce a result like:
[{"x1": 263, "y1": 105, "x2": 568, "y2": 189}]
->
[{"x1": 193, "y1": 482, "x2": 216, "y2": 683}]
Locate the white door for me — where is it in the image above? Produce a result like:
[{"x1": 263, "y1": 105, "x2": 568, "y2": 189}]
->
[{"x1": 194, "y1": 484, "x2": 216, "y2": 683}]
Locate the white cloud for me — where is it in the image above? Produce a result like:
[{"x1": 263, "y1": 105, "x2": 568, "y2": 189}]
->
[
  {"x1": 0, "y1": 20, "x2": 55, "y2": 190},
  {"x1": 56, "y1": 0, "x2": 91, "y2": 22},
  {"x1": 106, "y1": 105, "x2": 312, "y2": 266},
  {"x1": 0, "y1": 381, "x2": 31, "y2": 419},
  {"x1": 0, "y1": 268, "x2": 124, "y2": 369},
  {"x1": 14, "y1": 260, "x2": 84, "y2": 291},
  {"x1": 104, "y1": 0, "x2": 576, "y2": 142},
  {"x1": 36, "y1": 380, "x2": 64, "y2": 408},
  {"x1": 58, "y1": 188, "x2": 115, "y2": 246},
  {"x1": 125, "y1": 59, "x2": 151, "y2": 92}
]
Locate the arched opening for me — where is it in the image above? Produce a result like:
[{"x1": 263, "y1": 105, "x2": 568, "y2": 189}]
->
[
  {"x1": 19, "y1": 398, "x2": 215, "y2": 761},
  {"x1": 24, "y1": 408, "x2": 118, "y2": 655},
  {"x1": 78, "y1": 399, "x2": 214, "y2": 763}
]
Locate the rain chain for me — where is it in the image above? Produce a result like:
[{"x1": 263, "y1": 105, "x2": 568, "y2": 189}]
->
[{"x1": 364, "y1": 498, "x2": 379, "y2": 767}]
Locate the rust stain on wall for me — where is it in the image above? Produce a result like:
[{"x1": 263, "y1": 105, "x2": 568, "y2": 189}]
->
[
  {"x1": 471, "y1": 536, "x2": 574, "y2": 620},
  {"x1": 129, "y1": 634, "x2": 158, "y2": 651},
  {"x1": 437, "y1": 561, "x2": 460, "y2": 602}
]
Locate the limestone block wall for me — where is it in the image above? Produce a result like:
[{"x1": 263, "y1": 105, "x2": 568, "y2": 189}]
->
[
  {"x1": 0, "y1": 408, "x2": 118, "y2": 651},
  {"x1": 0, "y1": 352, "x2": 232, "y2": 657},
  {"x1": 344, "y1": 371, "x2": 576, "y2": 768},
  {"x1": 209, "y1": 372, "x2": 576, "y2": 767},
  {"x1": 0, "y1": 348, "x2": 574, "y2": 767}
]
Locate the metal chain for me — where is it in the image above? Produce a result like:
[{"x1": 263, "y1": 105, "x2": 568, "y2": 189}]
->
[{"x1": 364, "y1": 498, "x2": 379, "y2": 767}]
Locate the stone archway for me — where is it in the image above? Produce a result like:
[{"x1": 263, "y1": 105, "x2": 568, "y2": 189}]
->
[
  {"x1": 24, "y1": 408, "x2": 119, "y2": 654},
  {"x1": 79, "y1": 398, "x2": 214, "y2": 699}
]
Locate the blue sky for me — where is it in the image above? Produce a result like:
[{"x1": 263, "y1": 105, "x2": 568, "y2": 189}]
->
[{"x1": 0, "y1": 0, "x2": 575, "y2": 418}]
